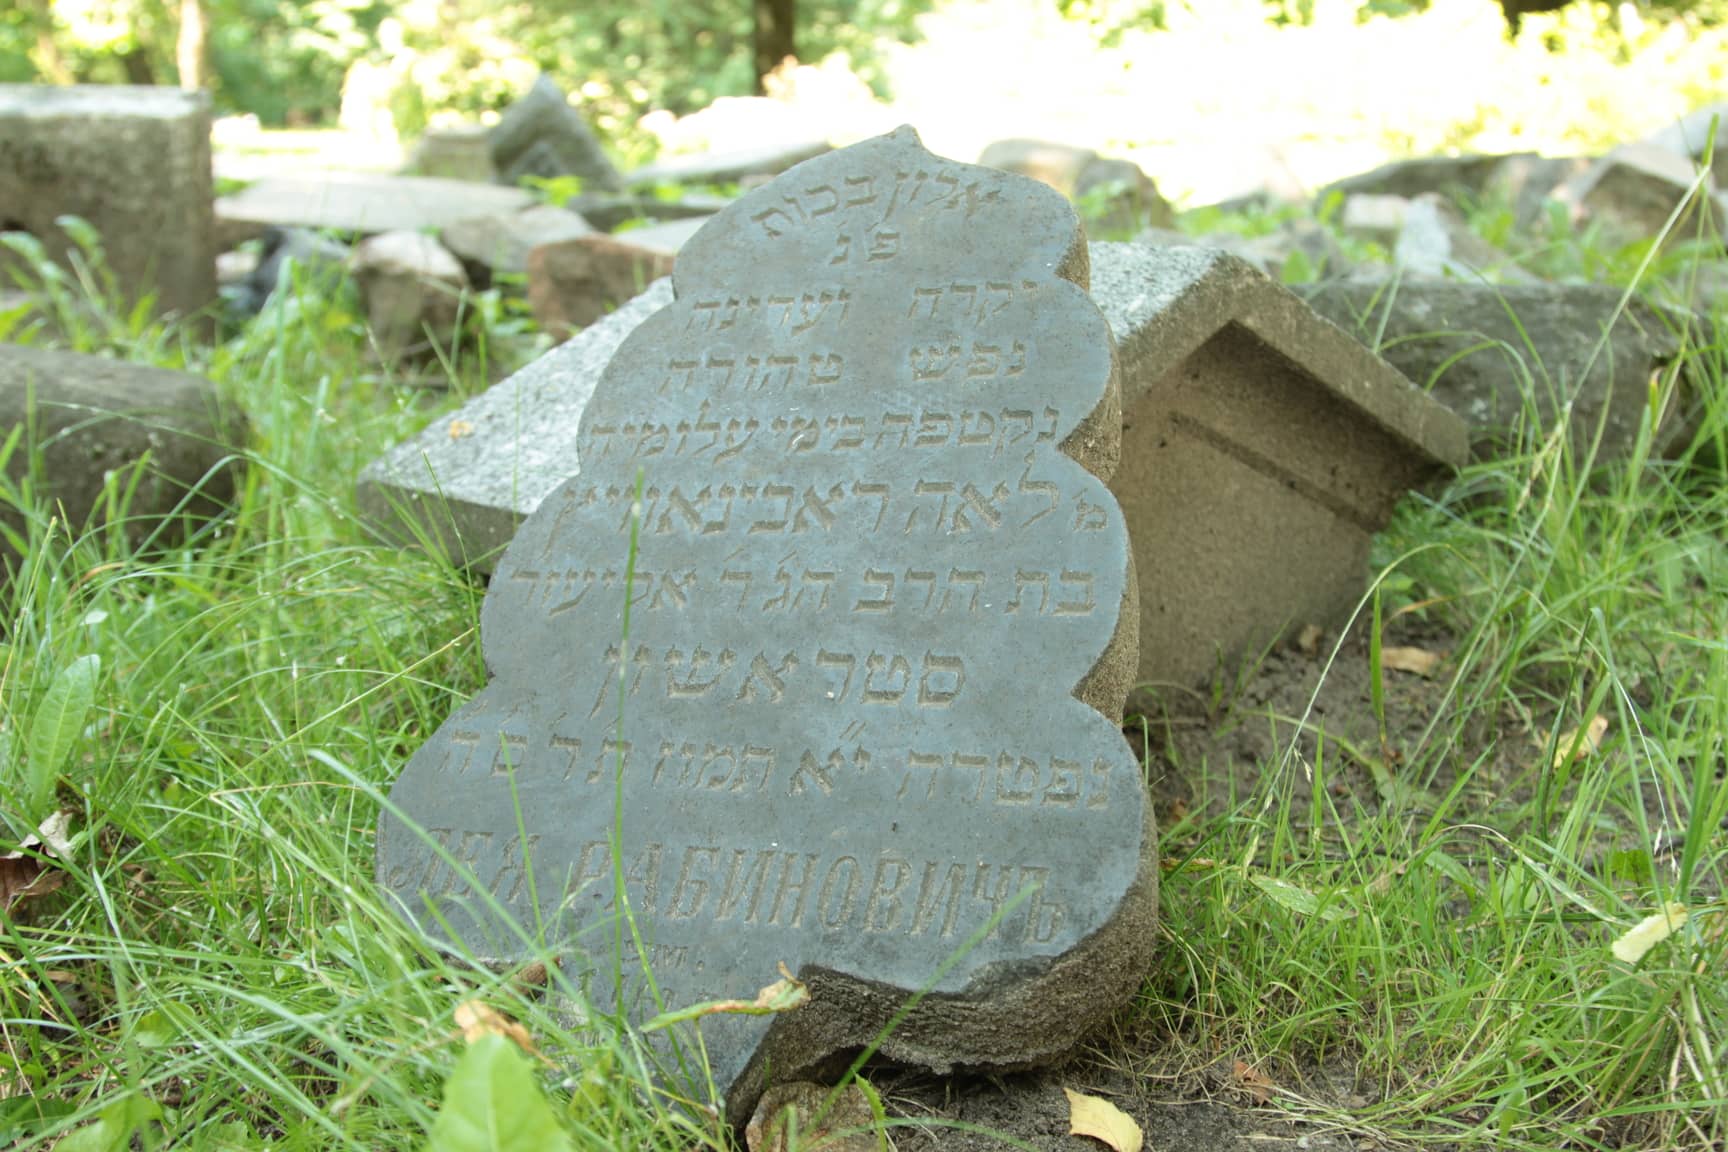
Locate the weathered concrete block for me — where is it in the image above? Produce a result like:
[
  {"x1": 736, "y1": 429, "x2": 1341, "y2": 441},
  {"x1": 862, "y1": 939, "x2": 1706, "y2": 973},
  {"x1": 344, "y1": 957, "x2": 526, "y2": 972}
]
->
[
  {"x1": 216, "y1": 173, "x2": 534, "y2": 238},
  {"x1": 351, "y1": 231, "x2": 470, "y2": 359},
  {"x1": 0, "y1": 343, "x2": 245, "y2": 573},
  {"x1": 1090, "y1": 241, "x2": 1467, "y2": 695},
  {"x1": 525, "y1": 216, "x2": 707, "y2": 337},
  {"x1": 0, "y1": 84, "x2": 215, "y2": 320},
  {"x1": 356, "y1": 278, "x2": 674, "y2": 568},
  {"x1": 376, "y1": 127, "x2": 1156, "y2": 1121},
  {"x1": 489, "y1": 76, "x2": 623, "y2": 193},
  {"x1": 1300, "y1": 278, "x2": 1696, "y2": 462}
]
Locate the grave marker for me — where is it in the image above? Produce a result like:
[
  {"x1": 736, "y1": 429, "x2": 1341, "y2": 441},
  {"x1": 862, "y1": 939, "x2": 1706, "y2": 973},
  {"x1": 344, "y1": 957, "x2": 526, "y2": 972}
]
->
[{"x1": 376, "y1": 126, "x2": 1156, "y2": 1117}]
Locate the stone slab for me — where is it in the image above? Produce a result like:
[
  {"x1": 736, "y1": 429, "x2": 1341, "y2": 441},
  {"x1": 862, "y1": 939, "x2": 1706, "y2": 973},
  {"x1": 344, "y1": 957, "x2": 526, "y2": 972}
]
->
[
  {"x1": 441, "y1": 204, "x2": 594, "y2": 284},
  {"x1": 356, "y1": 278, "x2": 674, "y2": 568},
  {"x1": 376, "y1": 126, "x2": 1156, "y2": 1121},
  {"x1": 0, "y1": 84, "x2": 215, "y2": 320},
  {"x1": 215, "y1": 173, "x2": 534, "y2": 237},
  {"x1": 628, "y1": 139, "x2": 832, "y2": 189},
  {"x1": 525, "y1": 217, "x2": 709, "y2": 338},
  {"x1": 1300, "y1": 278, "x2": 1697, "y2": 462},
  {"x1": 1089, "y1": 241, "x2": 1467, "y2": 695},
  {"x1": 490, "y1": 76, "x2": 623, "y2": 193},
  {"x1": 1559, "y1": 143, "x2": 1725, "y2": 242},
  {"x1": 0, "y1": 342, "x2": 245, "y2": 574}
]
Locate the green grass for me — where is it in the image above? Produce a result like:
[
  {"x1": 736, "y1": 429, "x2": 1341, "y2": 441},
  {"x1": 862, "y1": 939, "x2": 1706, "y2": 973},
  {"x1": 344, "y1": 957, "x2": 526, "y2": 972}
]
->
[{"x1": 0, "y1": 185, "x2": 1725, "y2": 1151}]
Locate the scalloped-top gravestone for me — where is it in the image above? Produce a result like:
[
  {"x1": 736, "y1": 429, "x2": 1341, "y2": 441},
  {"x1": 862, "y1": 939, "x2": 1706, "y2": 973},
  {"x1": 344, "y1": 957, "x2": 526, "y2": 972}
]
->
[{"x1": 375, "y1": 126, "x2": 1156, "y2": 1119}]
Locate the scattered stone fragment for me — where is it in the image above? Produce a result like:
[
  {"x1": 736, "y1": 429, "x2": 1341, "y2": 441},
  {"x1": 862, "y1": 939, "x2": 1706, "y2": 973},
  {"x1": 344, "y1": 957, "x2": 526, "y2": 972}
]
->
[
  {"x1": 746, "y1": 1081, "x2": 880, "y2": 1152},
  {"x1": 1558, "y1": 143, "x2": 1724, "y2": 243},
  {"x1": 979, "y1": 139, "x2": 1175, "y2": 233},
  {"x1": 376, "y1": 126, "x2": 1157, "y2": 1121},
  {"x1": 407, "y1": 124, "x2": 498, "y2": 183},
  {"x1": 0, "y1": 343, "x2": 246, "y2": 575},
  {"x1": 357, "y1": 278, "x2": 673, "y2": 568},
  {"x1": 1487, "y1": 154, "x2": 1591, "y2": 227},
  {"x1": 628, "y1": 139, "x2": 832, "y2": 189},
  {"x1": 1300, "y1": 278, "x2": 1697, "y2": 462},
  {"x1": 1340, "y1": 194, "x2": 1410, "y2": 245},
  {"x1": 1393, "y1": 194, "x2": 1535, "y2": 283},
  {"x1": 441, "y1": 205, "x2": 594, "y2": 287},
  {"x1": 350, "y1": 231, "x2": 470, "y2": 359},
  {"x1": 525, "y1": 217, "x2": 708, "y2": 337},
  {"x1": 0, "y1": 84, "x2": 215, "y2": 320},
  {"x1": 489, "y1": 75, "x2": 623, "y2": 193},
  {"x1": 1089, "y1": 241, "x2": 1467, "y2": 695},
  {"x1": 217, "y1": 173, "x2": 534, "y2": 238}
]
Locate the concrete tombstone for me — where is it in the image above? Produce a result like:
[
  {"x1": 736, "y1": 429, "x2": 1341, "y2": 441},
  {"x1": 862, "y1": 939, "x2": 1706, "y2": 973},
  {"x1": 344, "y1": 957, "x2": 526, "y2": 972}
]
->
[{"x1": 376, "y1": 127, "x2": 1156, "y2": 1119}]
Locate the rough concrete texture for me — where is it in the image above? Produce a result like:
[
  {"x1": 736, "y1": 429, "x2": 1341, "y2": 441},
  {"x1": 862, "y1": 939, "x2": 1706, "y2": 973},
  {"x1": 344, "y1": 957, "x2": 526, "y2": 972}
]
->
[
  {"x1": 356, "y1": 277, "x2": 674, "y2": 569},
  {"x1": 0, "y1": 84, "x2": 215, "y2": 320},
  {"x1": 978, "y1": 139, "x2": 1175, "y2": 233},
  {"x1": 628, "y1": 139, "x2": 833, "y2": 188},
  {"x1": 1300, "y1": 278, "x2": 1697, "y2": 462},
  {"x1": 489, "y1": 75, "x2": 623, "y2": 192},
  {"x1": 0, "y1": 343, "x2": 245, "y2": 574},
  {"x1": 1089, "y1": 241, "x2": 1467, "y2": 696},
  {"x1": 440, "y1": 204, "x2": 594, "y2": 285},
  {"x1": 1559, "y1": 143, "x2": 1724, "y2": 242},
  {"x1": 350, "y1": 231, "x2": 470, "y2": 359},
  {"x1": 746, "y1": 1081, "x2": 880, "y2": 1152},
  {"x1": 376, "y1": 126, "x2": 1156, "y2": 1123},
  {"x1": 215, "y1": 173, "x2": 533, "y2": 238},
  {"x1": 525, "y1": 216, "x2": 708, "y2": 337}
]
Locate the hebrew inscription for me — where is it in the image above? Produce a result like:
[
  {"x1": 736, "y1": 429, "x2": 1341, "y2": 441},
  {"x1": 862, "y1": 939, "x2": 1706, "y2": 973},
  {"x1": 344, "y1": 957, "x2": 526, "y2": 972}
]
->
[{"x1": 377, "y1": 126, "x2": 1156, "y2": 1116}]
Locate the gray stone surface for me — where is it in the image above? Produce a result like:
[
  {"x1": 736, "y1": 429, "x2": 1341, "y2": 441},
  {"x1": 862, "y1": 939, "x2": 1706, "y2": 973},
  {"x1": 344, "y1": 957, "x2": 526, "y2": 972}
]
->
[
  {"x1": 0, "y1": 342, "x2": 245, "y2": 574},
  {"x1": 1638, "y1": 101, "x2": 1728, "y2": 188},
  {"x1": 567, "y1": 190, "x2": 735, "y2": 233},
  {"x1": 376, "y1": 126, "x2": 1155, "y2": 1121},
  {"x1": 351, "y1": 231, "x2": 470, "y2": 359},
  {"x1": 978, "y1": 138, "x2": 1174, "y2": 234},
  {"x1": 489, "y1": 76, "x2": 623, "y2": 193},
  {"x1": 407, "y1": 124, "x2": 497, "y2": 183},
  {"x1": 440, "y1": 204, "x2": 594, "y2": 285},
  {"x1": 628, "y1": 139, "x2": 832, "y2": 188},
  {"x1": 1090, "y1": 241, "x2": 1467, "y2": 695},
  {"x1": 1392, "y1": 193, "x2": 1535, "y2": 283},
  {"x1": 1300, "y1": 278, "x2": 1698, "y2": 462},
  {"x1": 1321, "y1": 152, "x2": 1528, "y2": 202},
  {"x1": 215, "y1": 173, "x2": 534, "y2": 237},
  {"x1": 356, "y1": 278, "x2": 674, "y2": 568},
  {"x1": 232, "y1": 227, "x2": 351, "y2": 315},
  {"x1": 1558, "y1": 143, "x2": 1724, "y2": 242},
  {"x1": 526, "y1": 216, "x2": 709, "y2": 338},
  {"x1": 0, "y1": 84, "x2": 215, "y2": 321}
]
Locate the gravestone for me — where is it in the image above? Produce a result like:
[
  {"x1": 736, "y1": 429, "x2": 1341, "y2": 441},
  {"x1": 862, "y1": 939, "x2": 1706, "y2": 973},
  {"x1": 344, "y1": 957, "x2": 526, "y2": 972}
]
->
[
  {"x1": 376, "y1": 126, "x2": 1157, "y2": 1118},
  {"x1": 490, "y1": 76, "x2": 624, "y2": 193},
  {"x1": 215, "y1": 173, "x2": 534, "y2": 240},
  {"x1": 0, "y1": 84, "x2": 215, "y2": 320}
]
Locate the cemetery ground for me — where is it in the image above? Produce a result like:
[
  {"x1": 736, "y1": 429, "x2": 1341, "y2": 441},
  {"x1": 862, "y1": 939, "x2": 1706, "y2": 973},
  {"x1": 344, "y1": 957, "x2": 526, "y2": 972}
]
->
[{"x1": 2, "y1": 192, "x2": 1727, "y2": 1151}]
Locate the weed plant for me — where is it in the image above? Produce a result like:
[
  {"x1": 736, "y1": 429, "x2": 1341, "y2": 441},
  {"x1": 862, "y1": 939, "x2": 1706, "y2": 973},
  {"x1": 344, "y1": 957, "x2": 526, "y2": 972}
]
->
[{"x1": 0, "y1": 189, "x2": 1724, "y2": 1150}]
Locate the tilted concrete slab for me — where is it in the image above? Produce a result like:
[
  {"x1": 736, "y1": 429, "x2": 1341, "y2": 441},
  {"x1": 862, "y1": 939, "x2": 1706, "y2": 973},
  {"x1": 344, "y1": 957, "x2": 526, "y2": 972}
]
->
[{"x1": 1089, "y1": 241, "x2": 1468, "y2": 696}]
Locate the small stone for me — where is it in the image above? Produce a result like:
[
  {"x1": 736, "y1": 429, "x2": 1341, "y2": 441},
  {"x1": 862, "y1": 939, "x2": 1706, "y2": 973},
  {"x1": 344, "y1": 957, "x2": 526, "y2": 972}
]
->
[
  {"x1": 1340, "y1": 194, "x2": 1410, "y2": 244},
  {"x1": 351, "y1": 231, "x2": 470, "y2": 359},
  {"x1": 525, "y1": 217, "x2": 707, "y2": 337},
  {"x1": 745, "y1": 1081, "x2": 879, "y2": 1152},
  {"x1": 1392, "y1": 194, "x2": 1534, "y2": 283}
]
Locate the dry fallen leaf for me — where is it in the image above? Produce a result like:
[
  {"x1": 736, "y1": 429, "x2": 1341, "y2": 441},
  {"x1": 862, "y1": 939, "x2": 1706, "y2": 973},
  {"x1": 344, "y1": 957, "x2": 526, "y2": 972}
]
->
[
  {"x1": 1296, "y1": 624, "x2": 1325, "y2": 658},
  {"x1": 1380, "y1": 646, "x2": 1442, "y2": 678},
  {"x1": 448, "y1": 419, "x2": 475, "y2": 440},
  {"x1": 1, "y1": 810, "x2": 74, "y2": 914},
  {"x1": 1611, "y1": 902, "x2": 1689, "y2": 964},
  {"x1": 454, "y1": 999, "x2": 538, "y2": 1054},
  {"x1": 1065, "y1": 1088, "x2": 1143, "y2": 1152},
  {"x1": 1551, "y1": 714, "x2": 1609, "y2": 769},
  {"x1": 1231, "y1": 1060, "x2": 1278, "y2": 1105}
]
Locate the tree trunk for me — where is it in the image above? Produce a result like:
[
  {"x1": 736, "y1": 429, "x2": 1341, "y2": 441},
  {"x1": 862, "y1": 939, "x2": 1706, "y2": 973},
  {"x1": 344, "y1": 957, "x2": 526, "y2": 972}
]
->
[
  {"x1": 753, "y1": 0, "x2": 796, "y2": 95},
  {"x1": 177, "y1": 0, "x2": 210, "y2": 89}
]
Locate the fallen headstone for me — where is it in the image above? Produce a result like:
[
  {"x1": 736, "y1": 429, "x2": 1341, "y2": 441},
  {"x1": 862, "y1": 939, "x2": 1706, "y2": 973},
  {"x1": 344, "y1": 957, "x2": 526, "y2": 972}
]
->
[
  {"x1": 1300, "y1": 278, "x2": 1697, "y2": 462},
  {"x1": 0, "y1": 343, "x2": 245, "y2": 574},
  {"x1": 489, "y1": 76, "x2": 623, "y2": 193},
  {"x1": 627, "y1": 139, "x2": 832, "y2": 189},
  {"x1": 441, "y1": 204, "x2": 594, "y2": 287},
  {"x1": 351, "y1": 231, "x2": 470, "y2": 359},
  {"x1": 1089, "y1": 241, "x2": 1468, "y2": 694},
  {"x1": 979, "y1": 139, "x2": 1175, "y2": 233},
  {"x1": 216, "y1": 173, "x2": 534, "y2": 239},
  {"x1": 0, "y1": 84, "x2": 215, "y2": 320},
  {"x1": 1558, "y1": 143, "x2": 1724, "y2": 243},
  {"x1": 376, "y1": 126, "x2": 1157, "y2": 1119},
  {"x1": 357, "y1": 278, "x2": 674, "y2": 568},
  {"x1": 525, "y1": 217, "x2": 709, "y2": 337},
  {"x1": 407, "y1": 124, "x2": 498, "y2": 183}
]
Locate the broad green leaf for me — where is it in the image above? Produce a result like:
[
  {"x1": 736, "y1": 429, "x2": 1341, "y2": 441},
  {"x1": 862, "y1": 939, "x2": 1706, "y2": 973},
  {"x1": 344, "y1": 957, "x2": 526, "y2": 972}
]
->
[
  {"x1": 56, "y1": 1096, "x2": 160, "y2": 1152},
  {"x1": 425, "y1": 1033, "x2": 574, "y2": 1152},
  {"x1": 1250, "y1": 874, "x2": 1354, "y2": 922},
  {"x1": 25, "y1": 654, "x2": 100, "y2": 817}
]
